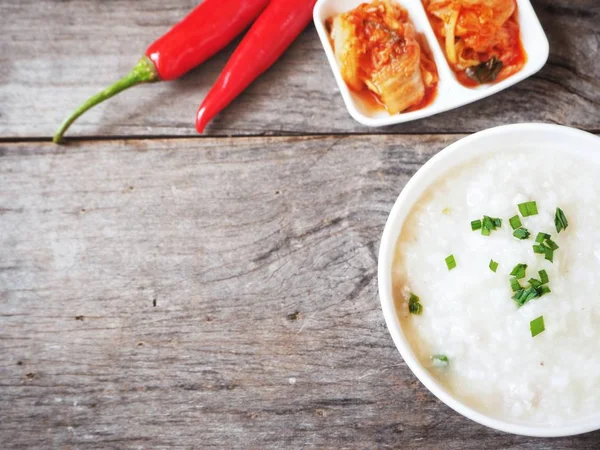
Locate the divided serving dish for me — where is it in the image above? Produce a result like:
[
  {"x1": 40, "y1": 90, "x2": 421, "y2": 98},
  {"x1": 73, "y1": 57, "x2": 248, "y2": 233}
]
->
[{"x1": 313, "y1": 0, "x2": 550, "y2": 127}]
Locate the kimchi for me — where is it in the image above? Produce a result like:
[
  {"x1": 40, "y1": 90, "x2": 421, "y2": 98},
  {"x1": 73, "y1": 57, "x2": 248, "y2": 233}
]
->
[
  {"x1": 423, "y1": 0, "x2": 526, "y2": 86},
  {"x1": 328, "y1": 0, "x2": 438, "y2": 114}
]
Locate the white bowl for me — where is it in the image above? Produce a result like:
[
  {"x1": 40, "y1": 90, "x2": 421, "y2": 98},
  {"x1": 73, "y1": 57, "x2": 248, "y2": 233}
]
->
[
  {"x1": 313, "y1": 0, "x2": 549, "y2": 127},
  {"x1": 378, "y1": 123, "x2": 600, "y2": 437}
]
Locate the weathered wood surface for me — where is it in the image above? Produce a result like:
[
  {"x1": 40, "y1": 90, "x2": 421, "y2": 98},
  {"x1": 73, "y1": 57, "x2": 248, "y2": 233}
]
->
[
  {"x1": 2, "y1": 136, "x2": 600, "y2": 449},
  {"x1": 1, "y1": 0, "x2": 600, "y2": 447},
  {"x1": 0, "y1": 0, "x2": 598, "y2": 139}
]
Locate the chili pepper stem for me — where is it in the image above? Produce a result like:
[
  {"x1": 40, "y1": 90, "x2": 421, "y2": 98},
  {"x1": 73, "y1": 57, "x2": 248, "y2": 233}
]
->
[{"x1": 53, "y1": 56, "x2": 159, "y2": 144}]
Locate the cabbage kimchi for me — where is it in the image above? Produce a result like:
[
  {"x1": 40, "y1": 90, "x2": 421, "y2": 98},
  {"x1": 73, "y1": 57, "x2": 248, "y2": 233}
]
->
[
  {"x1": 328, "y1": 0, "x2": 438, "y2": 114},
  {"x1": 423, "y1": 0, "x2": 526, "y2": 86}
]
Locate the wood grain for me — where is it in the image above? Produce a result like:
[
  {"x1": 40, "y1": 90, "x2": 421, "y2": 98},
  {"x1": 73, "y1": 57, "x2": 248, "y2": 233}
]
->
[
  {"x1": 2, "y1": 136, "x2": 600, "y2": 448},
  {"x1": 0, "y1": 0, "x2": 598, "y2": 139}
]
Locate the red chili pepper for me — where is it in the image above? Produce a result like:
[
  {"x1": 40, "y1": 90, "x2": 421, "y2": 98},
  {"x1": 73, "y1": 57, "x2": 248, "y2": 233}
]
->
[
  {"x1": 53, "y1": 0, "x2": 270, "y2": 144},
  {"x1": 195, "y1": 0, "x2": 317, "y2": 133}
]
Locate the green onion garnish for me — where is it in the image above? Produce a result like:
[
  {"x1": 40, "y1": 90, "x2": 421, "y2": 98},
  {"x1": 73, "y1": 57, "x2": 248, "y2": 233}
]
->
[
  {"x1": 510, "y1": 268, "x2": 550, "y2": 308},
  {"x1": 409, "y1": 303, "x2": 422, "y2": 314},
  {"x1": 485, "y1": 216, "x2": 501, "y2": 235},
  {"x1": 510, "y1": 277, "x2": 522, "y2": 292},
  {"x1": 545, "y1": 239, "x2": 559, "y2": 250},
  {"x1": 545, "y1": 247, "x2": 554, "y2": 263},
  {"x1": 513, "y1": 286, "x2": 540, "y2": 306},
  {"x1": 510, "y1": 263, "x2": 528, "y2": 279},
  {"x1": 540, "y1": 285, "x2": 551, "y2": 295},
  {"x1": 409, "y1": 293, "x2": 423, "y2": 315},
  {"x1": 518, "y1": 201, "x2": 539, "y2": 217},
  {"x1": 482, "y1": 216, "x2": 495, "y2": 232},
  {"x1": 513, "y1": 281, "x2": 551, "y2": 307},
  {"x1": 431, "y1": 354, "x2": 449, "y2": 366},
  {"x1": 445, "y1": 254, "x2": 456, "y2": 270},
  {"x1": 489, "y1": 260, "x2": 499, "y2": 273},
  {"x1": 530, "y1": 316, "x2": 545, "y2": 337},
  {"x1": 533, "y1": 236, "x2": 558, "y2": 264},
  {"x1": 513, "y1": 228, "x2": 531, "y2": 240},
  {"x1": 509, "y1": 215, "x2": 522, "y2": 230},
  {"x1": 472, "y1": 215, "x2": 502, "y2": 235},
  {"x1": 482, "y1": 216, "x2": 494, "y2": 227},
  {"x1": 555, "y1": 207, "x2": 568, "y2": 233}
]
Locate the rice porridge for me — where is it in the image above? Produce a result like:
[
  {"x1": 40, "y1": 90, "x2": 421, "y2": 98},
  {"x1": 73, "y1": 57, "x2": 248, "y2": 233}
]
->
[{"x1": 392, "y1": 149, "x2": 600, "y2": 424}]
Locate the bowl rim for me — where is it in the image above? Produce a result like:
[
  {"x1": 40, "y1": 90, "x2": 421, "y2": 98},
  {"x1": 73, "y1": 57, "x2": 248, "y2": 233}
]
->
[{"x1": 377, "y1": 123, "x2": 600, "y2": 437}]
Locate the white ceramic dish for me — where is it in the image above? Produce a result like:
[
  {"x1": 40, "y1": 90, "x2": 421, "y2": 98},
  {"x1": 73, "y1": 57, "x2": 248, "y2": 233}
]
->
[
  {"x1": 378, "y1": 123, "x2": 600, "y2": 437},
  {"x1": 313, "y1": 0, "x2": 549, "y2": 127}
]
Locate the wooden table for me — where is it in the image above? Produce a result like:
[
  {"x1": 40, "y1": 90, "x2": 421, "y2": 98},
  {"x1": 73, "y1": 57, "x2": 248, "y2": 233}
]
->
[{"x1": 1, "y1": 1, "x2": 598, "y2": 448}]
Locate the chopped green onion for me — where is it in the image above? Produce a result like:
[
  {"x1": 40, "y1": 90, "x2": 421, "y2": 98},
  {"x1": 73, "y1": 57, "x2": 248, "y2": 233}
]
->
[
  {"x1": 510, "y1": 263, "x2": 528, "y2": 279},
  {"x1": 482, "y1": 216, "x2": 495, "y2": 231},
  {"x1": 409, "y1": 302, "x2": 422, "y2": 314},
  {"x1": 511, "y1": 289, "x2": 522, "y2": 303},
  {"x1": 533, "y1": 233, "x2": 558, "y2": 263},
  {"x1": 483, "y1": 216, "x2": 502, "y2": 230},
  {"x1": 509, "y1": 215, "x2": 522, "y2": 230},
  {"x1": 431, "y1": 354, "x2": 449, "y2": 367},
  {"x1": 513, "y1": 228, "x2": 531, "y2": 240},
  {"x1": 555, "y1": 207, "x2": 568, "y2": 233},
  {"x1": 442, "y1": 207, "x2": 451, "y2": 215},
  {"x1": 512, "y1": 286, "x2": 540, "y2": 306},
  {"x1": 511, "y1": 268, "x2": 551, "y2": 308},
  {"x1": 513, "y1": 283, "x2": 551, "y2": 307},
  {"x1": 445, "y1": 254, "x2": 456, "y2": 271},
  {"x1": 473, "y1": 215, "x2": 502, "y2": 236},
  {"x1": 409, "y1": 293, "x2": 423, "y2": 315},
  {"x1": 510, "y1": 277, "x2": 522, "y2": 292},
  {"x1": 489, "y1": 260, "x2": 499, "y2": 273},
  {"x1": 522, "y1": 286, "x2": 540, "y2": 302},
  {"x1": 471, "y1": 220, "x2": 482, "y2": 231},
  {"x1": 518, "y1": 201, "x2": 539, "y2": 217},
  {"x1": 530, "y1": 316, "x2": 545, "y2": 337},
  {"x1": 528, "y1": 278, "x2": 542, "y2": 288},
  {"x1": 535, "y1": 241, "x2": 555, "y2": 261},
  {"x1": 540, "y1": 285, "x2": 551, "y2": 295},
  {"x1": 541, "y1": 239, "x2": 556, "y2": 263}
]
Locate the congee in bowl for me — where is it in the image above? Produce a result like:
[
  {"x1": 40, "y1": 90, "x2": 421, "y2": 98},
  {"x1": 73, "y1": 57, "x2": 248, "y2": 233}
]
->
[{"x1": 379, "y1": 124, "x2": 600, "y2": 435}]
